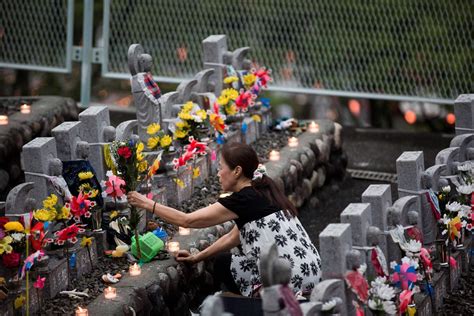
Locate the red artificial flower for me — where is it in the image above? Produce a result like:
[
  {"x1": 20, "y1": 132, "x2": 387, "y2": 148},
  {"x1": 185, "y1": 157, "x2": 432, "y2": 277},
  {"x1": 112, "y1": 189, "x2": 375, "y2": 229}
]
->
[
  {"x1": 2, "y1": 251, "x2": 21, "y2": 268},
  {"x1": 68, "y1": 192, "x2": 95, "y2": 221},
  {"x1": 53, "y1": 224, "x2": 85, "y2": 245},
  {"x1": 254, "y1": 67, "x2": 272, "y2": 87},
  {"x1": 235, "y1": 90, "x2": 254, "y2": 111},
  {"x1": 117, "y1": 146, "x2": 132, "y2": 159},
  {"x1": 33, "y1": 275, "x2": 46, "y2": 289},
  {"x1": 0, "y1": 216, "x2": 8, "y2": 229}
]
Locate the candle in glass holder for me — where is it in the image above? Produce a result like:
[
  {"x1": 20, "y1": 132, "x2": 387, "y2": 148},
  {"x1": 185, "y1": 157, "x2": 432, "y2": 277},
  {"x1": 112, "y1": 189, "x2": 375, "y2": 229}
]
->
[
  {"x1": 20, "y1": 104, "x2": 31, "y2": 114},
  {"x1": 308, "y1": 121, "x2": 319, "y2": 133},
  {"x1": 129, "y1": 263, "x2": 141, "y2": 276},
  {"x1": 288, "y1": 137, "x2": 298, "y2": 148},
  {"x1": 179, "y1": 227, "x2": 191, "y2": 236},
  {"x1": 75, "y1": 306, "x2": 89, "y2": 316},
  {"x1": 0, "y1": 115, "x2": 8, "y2": 125},
  {"x1": 269, "y1": 150, "x2": 280, "y2": 161},
  {"x1": 104, "y1": 286, "x2": 117, "y2": 299},
  {"x1": 167, "y1": 241, "x2": 180, "y2": 256}
]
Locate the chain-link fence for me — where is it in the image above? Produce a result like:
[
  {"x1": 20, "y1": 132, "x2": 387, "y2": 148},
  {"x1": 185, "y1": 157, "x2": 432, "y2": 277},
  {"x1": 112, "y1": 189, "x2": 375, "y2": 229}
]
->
[
  {"x1": 103, "y1": 0, "x2": 473, "y2": 103},
  {"x1": 0, "y1": 0, "x2": 74, "y2": 73}
]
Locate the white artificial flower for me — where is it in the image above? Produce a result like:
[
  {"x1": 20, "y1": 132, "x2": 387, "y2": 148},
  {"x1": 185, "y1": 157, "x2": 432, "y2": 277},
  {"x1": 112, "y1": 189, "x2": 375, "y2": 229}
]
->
[
  {"x1": 456, "y1": 184, "x2": 474, "y2": 195},
  {"x1": 368, "y1": 299, "x2": 381, "y2": 311},
  {"x1": 400, "y1": 239, "x2": 422, "y2": 254},
  {"x1": 390, "y1": 261, "x2": 398, "y2": 270},
  {"x1": 441, "y1": 185, "x2": 451, "y2": 193},
  {"x1": 321, "y1": 299, "x2": 337, "y2": 311},
  {"x1": 10, "y1": 233, "x2": 25, "y2": 242},
  {"x1": 382, "y1": 300, "x2": 397, "y2": 315},
  {"x1": 375, "y1": 284, "x2": 396, "y2": 301},
  {"x1": 401, "y1": 256, "x2": 419, "y2": 269},
  {"x1": 459, "y1": 205, "x2": 471, "y2": 218},
  {"x1": 370, "y1": 276, "x2": 387, "y2": 289},
  {"x1": 446, "y1": 201, "x2": 463, "y2": 213}
]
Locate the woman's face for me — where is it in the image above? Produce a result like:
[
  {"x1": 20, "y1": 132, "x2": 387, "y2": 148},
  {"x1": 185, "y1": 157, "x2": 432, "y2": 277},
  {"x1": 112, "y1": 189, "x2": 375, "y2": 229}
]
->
[{"x1": 218, "y1": 157, "x2": 236, "y2": 192}]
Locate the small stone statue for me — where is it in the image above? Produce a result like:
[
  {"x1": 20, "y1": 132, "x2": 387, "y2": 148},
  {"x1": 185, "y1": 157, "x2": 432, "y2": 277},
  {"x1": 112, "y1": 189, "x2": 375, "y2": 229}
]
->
[{"x1": 128, "y1": 44, "x2": 162, "y2": 144}]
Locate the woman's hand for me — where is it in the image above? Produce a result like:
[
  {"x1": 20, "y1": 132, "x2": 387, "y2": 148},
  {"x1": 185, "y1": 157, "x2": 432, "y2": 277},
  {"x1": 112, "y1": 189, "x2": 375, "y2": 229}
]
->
[
  {"x1": 175, "y1": 250, "x2": 198, "y2": 264},
  {"x1": 127, "y1": 191, "x2": 153, "y2": 211}
]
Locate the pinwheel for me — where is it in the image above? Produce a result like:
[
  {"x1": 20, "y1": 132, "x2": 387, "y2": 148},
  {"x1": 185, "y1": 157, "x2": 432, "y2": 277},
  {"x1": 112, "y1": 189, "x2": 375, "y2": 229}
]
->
[
  {"x1": 68, "y1": 192, "x2": 96, "y2": 221},
  {"x1": 102, "y1": 171, "x2": 126, "y2": 199},
  {"x1": 20, "y1": 250, "x2": 45, "y2": 279},
  {"x1": 391, "y1": 262, "x2": 417, "y2": 290}
]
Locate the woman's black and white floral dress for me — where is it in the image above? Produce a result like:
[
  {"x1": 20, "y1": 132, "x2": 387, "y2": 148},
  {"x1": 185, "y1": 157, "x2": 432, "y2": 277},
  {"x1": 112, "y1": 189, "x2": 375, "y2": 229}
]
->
[{"x1": 218, "y1": 187, "x2": 322, "y2": 297}]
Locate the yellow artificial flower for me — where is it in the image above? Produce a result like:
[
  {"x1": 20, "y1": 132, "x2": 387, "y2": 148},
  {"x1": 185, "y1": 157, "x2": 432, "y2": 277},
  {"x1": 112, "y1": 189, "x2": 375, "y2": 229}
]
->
[
  {"x1": 197, "y1": 109, "x2": 207, "y2": 120},
  {"x1": 137, "y1": 160, "x2": 148, "y2": 173},
  {"x1": 183, "y1": 101, "x2": 194, "y2": 113},
  {"x1": 160, "y1": 135, "x2": 172, "y2": 148},
  {"x1": 57, "y1": 206, "x2": 70, "y2": 220},
  {"x1": 80, "y1": 236, "x2": 93, "y2": 248},
  {"x1": 174, "y1": 178, "x2": 185, "y2": 188},
  {"x1": 407, "y1": 305, "x2": 416, "y2": 316},
  {"x1": 0, "y1": 236, "x2": 13, "y2": 255},
  {"x1": 251, "y1": 114, "x2": 262, "y2": 122},
  {"x1": 193, "y1": 167, "x2": 200, "y2": 179},
  {"x1": 78, "y1": 171, "x2": 94, "y2": 180},
  {"x1": 178, "y1": 111, "x2": 193, "y2": 120},
  {"x1": 147, "y1": 123, "x2": 161, "y2": 135},
  {"x1": 147, "y1": 136, "x2": 160, "y2": 150},
  {"x1": 43, "y1": 194, "x2": 58, "y2": 210},
  {"x1": 34, "y1": 209, "x2": 53, "y2": 222},
  {"x1": 14, "y1": 294, "x2": 25, "y2": 309},
  {"x1": 223, "y1": 88, "x2": 239, "y2": 100},
  {"x1": 217, "y1": 94, "x2": 230, "y2": 106},
  {"x1": 176, "y1": 120, "x2": 189, "y2": 129},
  {"x1": 109, "y1": 210, "x2": 119, "y2": 220},
  {"x1": 225, "y1": 104, "x2": 237, "y2": 115},
  {"x1": 243, "y1": 73, "x2": 256, "y2": 86},
  {"x1": 223, "y1": 76, "x2": 239, "y2": 84},
  {"x1": 79, "y1": 183, "x2": 98, "y2": 198},
  {"x1": 174, "y1": 129, "x2": 188, "y2": 139},
  {"x1": 4, "y1": 222, "x2": 25, "y2": 232}
]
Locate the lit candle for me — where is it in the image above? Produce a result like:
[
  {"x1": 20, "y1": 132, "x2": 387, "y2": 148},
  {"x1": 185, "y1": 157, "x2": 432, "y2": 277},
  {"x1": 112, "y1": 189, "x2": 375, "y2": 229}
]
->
[
  {"x1": 0, "y1": 115, "x2": 8, "y2": 125},
  {"x1": 288, "y1": 137, "x2": 298, "y2": 148},
  {"x1": 308, "y1": 121, "x2": 319, "y2": 133},
  {"x1": 75, "y1": 306, "x2": 89, "y2": 316},
  {"x1": 104, "y1": 286, "x2": 117, "y2": 299},
  {"x1": 129, "y1": 263, "x2": 141, "y2": 276},
  {"x1": 179, "y1": 227, "x2": 191, "y2": 236},
  {"x1": 20, "y1": 104, "x2": 31, "y2": 114},
  {"x1": 167, "y1": 241, "x2": 180, "y2": 256},
  {"x1": 269, "y1": 150, "x2": 280, "y2": 161}
]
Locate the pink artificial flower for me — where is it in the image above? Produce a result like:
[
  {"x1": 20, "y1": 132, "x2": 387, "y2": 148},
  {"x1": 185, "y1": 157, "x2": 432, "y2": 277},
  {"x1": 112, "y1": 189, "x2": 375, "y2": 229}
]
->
[
  {"x1": 33, "y1": 275, "x2": 46, "y2": 289},
  {"x1": 254, "y1": 67, "x2": 272, "y2": 87},
  {"x1": 235, "y1": 90, "x2": 255, "y2": 111},
  {"x1": 53, "y1": 224, "x2": 85, "y2": 245},
  {"x1": 103, "y1": 172, "x2": 126, "y2": 199},
  {"x1": 399, "y1": 289, "x2": 413, "y2": 313},
  {"x1": 68, "y1": 192, "x2": 95, "y2": 221}
]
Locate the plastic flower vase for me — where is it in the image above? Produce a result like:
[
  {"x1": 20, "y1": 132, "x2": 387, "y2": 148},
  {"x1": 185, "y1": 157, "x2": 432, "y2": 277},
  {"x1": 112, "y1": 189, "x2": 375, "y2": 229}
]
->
[{"x1": 131, "y1": 232, "x2": 164, "y2": 262}]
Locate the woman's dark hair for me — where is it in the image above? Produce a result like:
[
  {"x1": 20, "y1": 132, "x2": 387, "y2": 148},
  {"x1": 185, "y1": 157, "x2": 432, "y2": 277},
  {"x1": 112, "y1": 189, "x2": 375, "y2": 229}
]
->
[{"x1": 221, "y1": 142, "x2": 298, "y2": 217}]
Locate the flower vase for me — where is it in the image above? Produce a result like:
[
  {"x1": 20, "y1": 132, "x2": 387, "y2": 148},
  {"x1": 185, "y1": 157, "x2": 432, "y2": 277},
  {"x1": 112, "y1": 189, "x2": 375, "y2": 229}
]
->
[
  {"x1": 456, "y1": 227, "x2": 465, "y2": 248},
  {"x1": 158, "y1": 150, "x2": 177, "y2": 173},
  {"x1": 435, "y1": 239, "x2": 449, "y2": 267}
]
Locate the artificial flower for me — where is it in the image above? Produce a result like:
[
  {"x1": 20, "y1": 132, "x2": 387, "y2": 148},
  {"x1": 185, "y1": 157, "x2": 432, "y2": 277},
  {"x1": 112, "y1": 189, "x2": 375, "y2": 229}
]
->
[
  {"x1": 441, "y1": 185, "x2": 451, "y2": 193},
  {"x1": 2, "y1": 251, "x2": 20, "y2": 268},
  {"x1": 0, "y1": 236, "x2": 13, "y2": 254},
  {"x1": 448, "y1": 216, "x2": 462, "y2": 240},
  {"x1": 160, "y1": 135, "x2": 172, "y2": 148},
  {"x1": 4, "y1": 221, "x2": 24, "y2": 232},
  {"x1": 174, "y1": 178, "x2": 185, "y2": 189},
  {"x1": 178, "y1": 111, "x2": 193, "y2": 120},
  {"x1": 78, "y1": 171, "x2": 94, "y2": 180},
  {"x1": 68, "y1": 192, "x2": 95, "y2": 221},
  {"x1": 137, "y1": 160, "x2": 148, "y2": 173},
  {"x1": 217, "y1": 94, "x2": 230, "y2": 106},
  {"x1": 243, "y1": 73, "x2": 256, "y2": 86},
  {"x1": 254, "y1": 67, "x2": 272, "y2": 87},
  {"x1": 251, "y1": 114, "x2": 261, "y2": 122},
  {"x1": 446, "y1": 201, "x2": 463, "y2": 213},
  {"x1": 54, "y1": 224, "x2": 85, "y2": 245},
  {"x1": 102, "y1": 171, "x2": 126, "y2": 199},
  {"x1": 456, "y1": 184, "x2": 474, "y2": 195},
  {"x1": 79, "y1": 183, "x2": 98, "y2": 198},
  {"x1": 225, "y1": 103, "x2": 237, "y2": 115},
  {"x1": 10, "y1": 233, "x2": 25, "y2": 242},
  {"x1": 109, "y1": 211, "x2": 119, "y2": 220},
  {"x1": 222, "y1": 88, "x2": 239, "y2": 100},
  {"x1": 34, "y1": 208, "x2": 54, "y2": 222},
  {"x1": 235, "y1": 90, "x2": 254, "y2": 111},
  {"x1": 147, "y1": 136, "x2": 160, "y2": 149},
  {"x1": 33, "y1": 275, "x2": 46, "y2": 289},
  {"x1": 196, "y1": 109, "x2": 207, "y2": 120},
  {"x1": 209, "y1": 113, "x2": 226, "y2": 133},
  {"x1": 193, "y1": 167, "x2": 200, "y2": 179},
  {"x1": 223, "y1": 76, "x2": 238, "y2": 84},
  {"x1": 80, "y1": 236, "x2": 93, "y2": 248},
  {"x1": 148, "y1": 158, "x2": 161, "y2": 177},
  {"x1": 117, "y1": 146, "x2": 132, "y2": 159},
  {"x1": 43, "y1": 194, "x2": 58, "y2": 210},
  {"x1": 182, "y1": 101, "x2": 194, "y2": 112},
  {"x1": 14, "y1": 294, "x2": 25, "y2": 309},
  {"x1": 147, "y1": 123, "x2": 161, "y2": 135},
  {"x1": 174, "y1": 129, "x2": 187, "y2": 139},
  {"x1": 57, "y1": 206, "x2": 71, "y2": 221}
]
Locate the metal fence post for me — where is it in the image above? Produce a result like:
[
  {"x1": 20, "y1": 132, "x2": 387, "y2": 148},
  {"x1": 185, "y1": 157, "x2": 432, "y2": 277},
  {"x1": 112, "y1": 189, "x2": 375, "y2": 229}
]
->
[{"x1": 80, "y1": 0, "x2": 94, "y2": 107}]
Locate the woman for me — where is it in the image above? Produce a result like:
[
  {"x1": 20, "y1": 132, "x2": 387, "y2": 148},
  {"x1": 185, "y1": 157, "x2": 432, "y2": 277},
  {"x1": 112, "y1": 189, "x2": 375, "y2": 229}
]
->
[{"x1": 127, "y1": 143, "x2": 321, "y2": 296}]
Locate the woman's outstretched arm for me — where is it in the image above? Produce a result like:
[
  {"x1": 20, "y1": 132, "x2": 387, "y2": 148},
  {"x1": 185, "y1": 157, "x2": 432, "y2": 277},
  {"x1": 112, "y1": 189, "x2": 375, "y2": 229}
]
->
[
  {"x1": 177, "y1": 225, "x2": 240, "y2": 264},
  {"x1": 127, "y1": 191, "x2": 237, "y2": 228}
]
